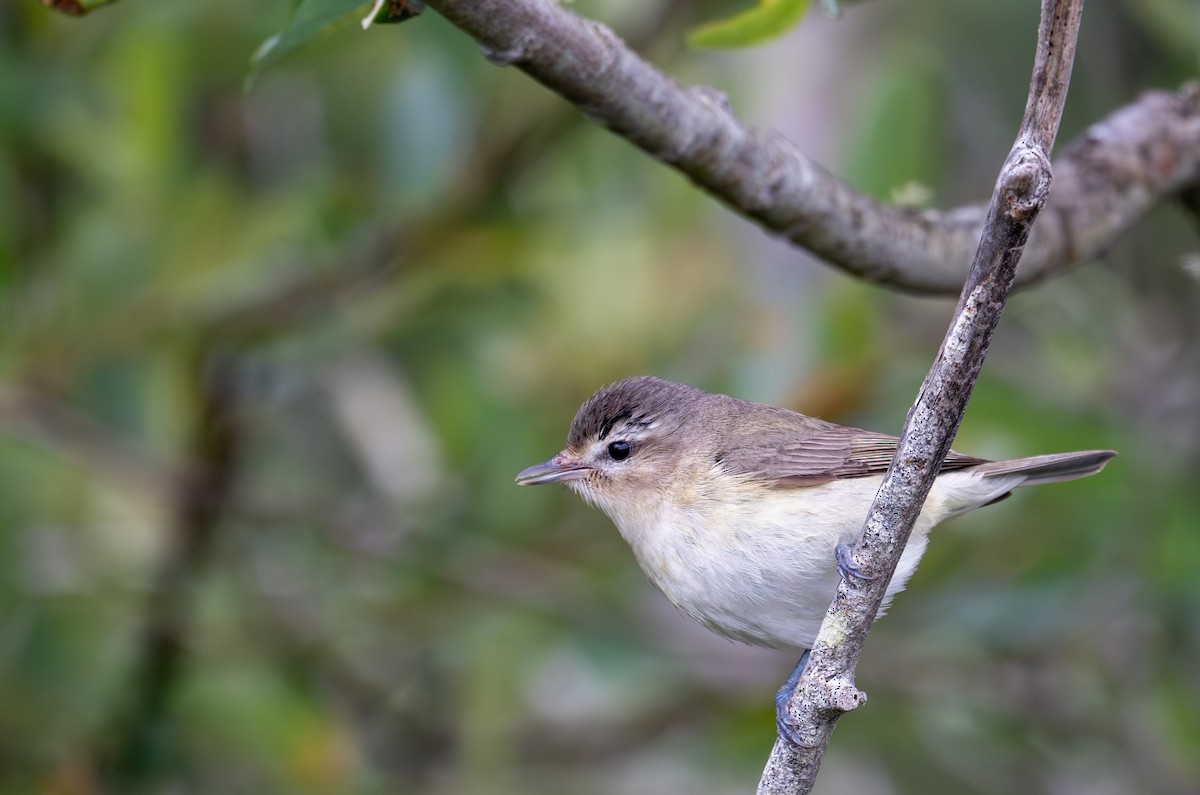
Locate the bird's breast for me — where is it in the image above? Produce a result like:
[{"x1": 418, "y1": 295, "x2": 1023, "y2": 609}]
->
[{"x1": 595, "y1": 475, "x2": 941, "y2": 649}]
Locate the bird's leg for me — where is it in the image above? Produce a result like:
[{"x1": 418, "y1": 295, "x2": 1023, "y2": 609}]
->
[
  {"x1": 774, "y1": 649, "x2": 816, "y2": 748},
  {"x1": 772, "y1": 545, "x2": 873, "y2": 746},
  {"x1": 836, "y1": 542, "x2": 877, "y2": 583}
]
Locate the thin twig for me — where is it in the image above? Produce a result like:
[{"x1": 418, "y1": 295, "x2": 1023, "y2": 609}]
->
[
  {"x1": 758, "y1": 1, "x2": 1085, "y2": 792},
  {"x1": 0, "y1": 384, "x2": 179, "y2": 504},
  {"x1": 424, "y1": 0, "x2": 1198, "y2": 294},
  {"x1": 99, "y1": 347, "x2": 242, "y2": 786}
]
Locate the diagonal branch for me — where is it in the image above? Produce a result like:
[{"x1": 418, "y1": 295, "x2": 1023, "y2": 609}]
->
[
  {"x1": 759, "y1": 1, "x2": 1085, "y2": 791},
  {"x1": 424, "y1": 0, "x2": 1198, "y2": 294}
]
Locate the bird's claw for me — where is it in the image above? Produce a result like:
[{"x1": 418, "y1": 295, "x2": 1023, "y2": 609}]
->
[
  {"x1": 775, "y1": 692, "x2": 819, "y2": 748},
  {"x1": 836, "y1": 542, "x2": 877, "y2": 583},
  {"x1": 774, "y1": 650, "x2": 818, "y2": 748}
]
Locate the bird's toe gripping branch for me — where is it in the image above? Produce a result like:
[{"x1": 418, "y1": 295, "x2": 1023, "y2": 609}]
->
[
  {"x1": 835, "y1": 542, "x2": 877, "y2": 584},
  {"x1": 774, "y1": 650, "x2": 818, "y2": 748}
]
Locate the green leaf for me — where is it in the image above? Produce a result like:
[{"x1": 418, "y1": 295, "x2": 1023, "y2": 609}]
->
[
  {"x1": 364, "y1": 0, "x2": 426, "y2": 26},
  {"x1": 249, "y1": 0, "x2": 371, "y2": 81},
  {"x1": 687, "y1": 0, "x2": 812, "y2": 49}
]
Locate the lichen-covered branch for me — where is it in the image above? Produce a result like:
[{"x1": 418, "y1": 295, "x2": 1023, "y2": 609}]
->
[
  {"x1": 758, "y1": 1, "x2": 1084, "y2": 792},
  {"x1": 424, "y1": 0, "x2": 1198, "y2": 294}
]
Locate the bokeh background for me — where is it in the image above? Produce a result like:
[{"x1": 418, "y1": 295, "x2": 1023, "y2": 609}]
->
[{"x1": 1, "y1": 1, "x2": 1198, "y2": 793}]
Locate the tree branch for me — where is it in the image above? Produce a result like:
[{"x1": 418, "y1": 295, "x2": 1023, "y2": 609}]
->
[
  {"x1": 424, "y1": 0, "x2": 1198, "y2": 294},
  {"x1": 759, "y1": 1, "x2": 1084, "y2": 792},
  {"x1": 99, "y1": 346, "x2": 243, "y2": 786}
]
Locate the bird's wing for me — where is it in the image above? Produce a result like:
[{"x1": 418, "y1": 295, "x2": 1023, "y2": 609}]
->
[{"x1": 718, "y1": 423, "x2": 987, "y2": 487}]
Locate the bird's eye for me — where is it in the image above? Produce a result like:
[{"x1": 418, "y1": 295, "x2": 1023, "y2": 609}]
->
[{"x1": 607, "y1": 440, "x2": 632, "y2": 461}]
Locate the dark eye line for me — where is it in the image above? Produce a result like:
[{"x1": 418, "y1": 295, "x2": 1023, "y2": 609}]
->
[{"x1": 598, "y1": 410, "x2": 632, "y2": 441}]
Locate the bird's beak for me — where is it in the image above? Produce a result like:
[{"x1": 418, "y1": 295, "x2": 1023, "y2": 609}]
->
[{"x1": 515, "y1": 452, "x2": 591, "y2": 486}]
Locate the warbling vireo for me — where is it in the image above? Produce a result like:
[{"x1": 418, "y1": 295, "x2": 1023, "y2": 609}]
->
[{"x1": 516, "y1": 376, "x2": 1115, "y2": 742}]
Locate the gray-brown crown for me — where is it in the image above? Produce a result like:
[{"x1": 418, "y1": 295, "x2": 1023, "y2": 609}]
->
[{"x1": 567, "y1": 376, "x2": 700, "y2": 450}]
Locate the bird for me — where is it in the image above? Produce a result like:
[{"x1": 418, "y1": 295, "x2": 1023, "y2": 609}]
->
[{"x1": 516, "y1": 375, "x2": 1115, "y2": 742}]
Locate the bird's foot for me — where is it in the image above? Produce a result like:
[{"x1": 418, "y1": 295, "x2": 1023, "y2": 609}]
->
[
  {"x1": 774, "y1": 650, "x2": 818, "y2": 748},
  {"x1": 836, "y1": 542, "x2": 876, "y2": 583}
]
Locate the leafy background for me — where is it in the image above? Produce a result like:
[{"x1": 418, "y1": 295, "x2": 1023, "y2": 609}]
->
[{"x1": 1, "y1": 1, "x2": 1198, "y2": 793}]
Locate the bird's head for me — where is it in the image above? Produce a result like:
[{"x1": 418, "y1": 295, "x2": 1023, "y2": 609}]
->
[{"x1": 516, "y1": 376, "x2": 702, "y2": 511}]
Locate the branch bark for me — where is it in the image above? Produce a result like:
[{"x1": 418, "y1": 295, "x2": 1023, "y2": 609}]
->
[
  {"x1": 424, "y1": 0, "x2": 1199, "y2": 294},
  {"x1": 759, "y1": 1, "x2": 1084, "y2": 792}
]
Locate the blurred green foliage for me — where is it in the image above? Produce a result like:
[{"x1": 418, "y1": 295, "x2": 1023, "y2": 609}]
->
[
  {"x1": 1, "y1": 1, "x2": 1198, "y2": 793},
  {"x1": 687, "y1": 0, "x2": 813, "y2": 49}
]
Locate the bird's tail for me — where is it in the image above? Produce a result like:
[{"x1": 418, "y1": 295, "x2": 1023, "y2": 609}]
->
[
  {"x1": 935, "y1": 449, "x2": 1116, "y2": 518},
  {"x1": 972, "y1": 449, "x2": 1117, "y2": 486}
]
